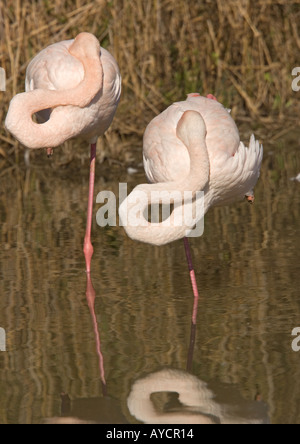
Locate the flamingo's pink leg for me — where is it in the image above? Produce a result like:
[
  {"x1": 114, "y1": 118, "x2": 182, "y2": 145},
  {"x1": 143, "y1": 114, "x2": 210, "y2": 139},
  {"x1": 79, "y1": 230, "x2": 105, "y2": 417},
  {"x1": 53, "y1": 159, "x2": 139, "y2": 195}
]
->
[
  {"x1": 183, "y1": 237, "x2": 200, "y2": 325},
  {"x1": 83, "y1": 143, "x2": 97, "y2": 273}
]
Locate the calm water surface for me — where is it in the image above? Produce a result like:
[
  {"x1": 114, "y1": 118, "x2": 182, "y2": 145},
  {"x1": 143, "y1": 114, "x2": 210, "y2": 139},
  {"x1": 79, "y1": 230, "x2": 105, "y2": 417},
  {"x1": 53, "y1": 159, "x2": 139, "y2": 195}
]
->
[{"x1": 0, "y1": 135, "x2": 299, "y2": 424}]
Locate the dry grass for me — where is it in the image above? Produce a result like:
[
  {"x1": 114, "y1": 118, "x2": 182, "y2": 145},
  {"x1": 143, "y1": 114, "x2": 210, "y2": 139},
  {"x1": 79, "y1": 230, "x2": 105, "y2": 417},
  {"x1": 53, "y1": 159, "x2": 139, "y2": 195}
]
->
[{"x1": 0, "y1": 0, "x2": 300, "y2": 168}]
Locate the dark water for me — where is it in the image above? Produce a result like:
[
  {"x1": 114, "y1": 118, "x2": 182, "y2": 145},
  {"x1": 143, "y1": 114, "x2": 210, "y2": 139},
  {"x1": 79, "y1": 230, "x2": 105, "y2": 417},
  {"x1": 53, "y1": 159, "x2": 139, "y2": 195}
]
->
[{"x1": 0, "y1": 135, "x2": 299, "y2": 424}]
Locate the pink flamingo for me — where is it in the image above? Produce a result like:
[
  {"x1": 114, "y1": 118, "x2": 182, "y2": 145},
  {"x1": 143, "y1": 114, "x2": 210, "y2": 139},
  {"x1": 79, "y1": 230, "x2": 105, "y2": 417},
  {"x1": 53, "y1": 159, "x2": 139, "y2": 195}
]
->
[
  {"x1": 119, "y1": 94, "x2": 263, "y2": 303},
  {"x1": 5, "y1": 32, "x2": 121, "y2": 273}
]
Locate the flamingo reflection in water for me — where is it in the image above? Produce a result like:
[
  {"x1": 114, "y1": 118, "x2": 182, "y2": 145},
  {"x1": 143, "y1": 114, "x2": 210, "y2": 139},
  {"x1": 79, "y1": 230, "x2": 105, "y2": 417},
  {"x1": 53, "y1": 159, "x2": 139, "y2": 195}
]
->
[
  {"x1": 42, "y1": 274, "x2": 127, "y2": 424},
  {"x1": 127, "y1": 368, "x2": 269, "y2": 425},
  {"x1": 126, "y1": 285, "x2": 268, "y2": 425},
  {"x1": 42, "y1": 277, "x2": 268, "y2": 425}
]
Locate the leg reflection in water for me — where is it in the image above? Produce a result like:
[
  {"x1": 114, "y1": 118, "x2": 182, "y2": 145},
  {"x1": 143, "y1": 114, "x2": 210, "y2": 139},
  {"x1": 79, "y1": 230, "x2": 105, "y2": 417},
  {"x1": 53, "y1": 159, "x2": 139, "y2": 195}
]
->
[{"x1": 42, "y1": 273, "x2": 127, "y2": 424}]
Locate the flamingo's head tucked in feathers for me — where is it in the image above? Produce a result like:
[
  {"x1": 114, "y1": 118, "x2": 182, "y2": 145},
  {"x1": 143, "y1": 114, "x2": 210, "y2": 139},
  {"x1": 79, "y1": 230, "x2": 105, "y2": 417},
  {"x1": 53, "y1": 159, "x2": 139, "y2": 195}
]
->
[{"x1": 120, "y1": 93, "x2": 263, "y2": 246}]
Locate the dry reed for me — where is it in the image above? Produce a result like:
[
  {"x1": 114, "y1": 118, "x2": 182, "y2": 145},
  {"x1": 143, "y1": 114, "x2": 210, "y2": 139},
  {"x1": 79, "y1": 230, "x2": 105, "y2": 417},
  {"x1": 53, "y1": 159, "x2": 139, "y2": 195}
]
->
[{"x1": 0, "y1": 0, "x2": 299, "y2": 168}]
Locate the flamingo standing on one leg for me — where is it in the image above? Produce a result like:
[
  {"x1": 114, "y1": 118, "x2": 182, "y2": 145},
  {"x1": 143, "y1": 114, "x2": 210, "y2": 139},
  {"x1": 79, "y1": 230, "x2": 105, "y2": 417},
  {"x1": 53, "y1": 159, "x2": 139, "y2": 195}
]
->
[
  {"x1": 119, "y1": 94, "x2": 263, "y2": 303},
  {"x1": 5, "y1": 32, "x2": 121, "y2": 273}
]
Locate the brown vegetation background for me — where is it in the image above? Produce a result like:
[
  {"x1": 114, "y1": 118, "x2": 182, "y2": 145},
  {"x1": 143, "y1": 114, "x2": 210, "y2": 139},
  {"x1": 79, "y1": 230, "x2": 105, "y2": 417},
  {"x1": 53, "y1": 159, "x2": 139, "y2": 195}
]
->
[{"x1": 0, "y1": 0, "x2": 300, "y2": 167}]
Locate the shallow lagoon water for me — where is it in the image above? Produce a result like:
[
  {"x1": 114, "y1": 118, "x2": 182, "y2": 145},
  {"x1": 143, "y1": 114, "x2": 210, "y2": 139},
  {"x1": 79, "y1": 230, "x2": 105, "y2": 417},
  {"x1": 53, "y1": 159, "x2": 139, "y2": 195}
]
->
[{"x1": 0, "y1": 135, "x2": 299, "y2": 424}]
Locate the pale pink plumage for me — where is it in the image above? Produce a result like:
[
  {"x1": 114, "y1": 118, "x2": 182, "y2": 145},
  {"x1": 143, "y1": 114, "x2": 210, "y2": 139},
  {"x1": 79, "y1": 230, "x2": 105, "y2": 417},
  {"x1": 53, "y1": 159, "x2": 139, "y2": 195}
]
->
[
  {"x1": 5, "y1": 32, "x2": 121, "y2": 273},
  {"x1": 119, "y1": 94, "x2": 263, "y2": 246},
  {"x1": 5, "y1": 32, "x2": 121, "y2": 149}
]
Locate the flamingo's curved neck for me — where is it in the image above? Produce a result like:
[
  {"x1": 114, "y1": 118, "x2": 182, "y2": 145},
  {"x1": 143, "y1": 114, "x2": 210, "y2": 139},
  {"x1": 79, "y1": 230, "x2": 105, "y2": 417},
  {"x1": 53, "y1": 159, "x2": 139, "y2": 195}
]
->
[
  {"x1": 119, "y1": 111, "x2": 210, "y2": 246},
  {"x1": 127, "y1": 370, "x2": 218, "y2": 424}
]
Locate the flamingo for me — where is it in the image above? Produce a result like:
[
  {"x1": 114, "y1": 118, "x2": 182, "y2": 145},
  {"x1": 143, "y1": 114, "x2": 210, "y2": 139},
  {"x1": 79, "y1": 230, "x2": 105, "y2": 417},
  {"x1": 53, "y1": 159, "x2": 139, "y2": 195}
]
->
[
  {"x1": 127, "y1": 368, "x2": 268, "y2": 424},
  {"x1": 119, "y1": 94, "x2": 263, "y2": 300},
  {"x1": 5, "y1": 32, "x2": 121, "y2": 273}
]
